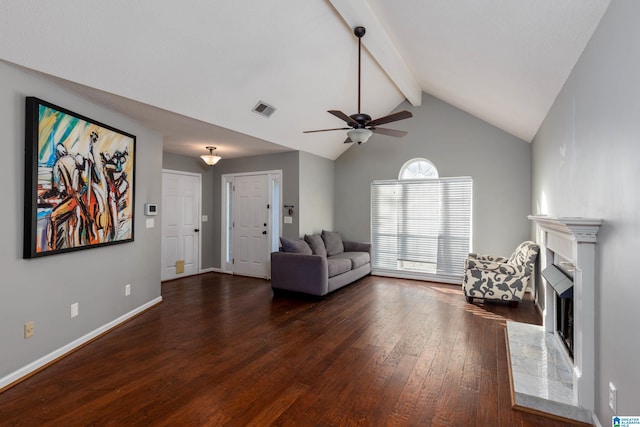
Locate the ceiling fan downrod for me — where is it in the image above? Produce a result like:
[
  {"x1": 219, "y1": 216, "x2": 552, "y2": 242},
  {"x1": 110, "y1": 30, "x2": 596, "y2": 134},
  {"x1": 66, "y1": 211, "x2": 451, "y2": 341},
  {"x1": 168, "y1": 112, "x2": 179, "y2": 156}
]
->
[{"x1": 354, "y1": 26, "x2": 365, "y2": 115}]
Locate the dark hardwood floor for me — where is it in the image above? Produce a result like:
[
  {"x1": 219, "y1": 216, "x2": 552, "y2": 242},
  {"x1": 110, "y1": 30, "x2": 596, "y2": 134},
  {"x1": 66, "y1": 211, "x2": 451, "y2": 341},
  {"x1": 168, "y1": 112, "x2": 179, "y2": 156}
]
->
[{"x1": 0, "y1": 273, "x2": 572, "y2": 426}]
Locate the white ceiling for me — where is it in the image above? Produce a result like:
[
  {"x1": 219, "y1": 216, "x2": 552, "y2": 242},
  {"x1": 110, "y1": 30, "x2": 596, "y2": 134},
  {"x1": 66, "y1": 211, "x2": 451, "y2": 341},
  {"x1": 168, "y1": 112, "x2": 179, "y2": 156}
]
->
[{"x1": 0, "y1": 0, "x2": 610, "y2": 160}]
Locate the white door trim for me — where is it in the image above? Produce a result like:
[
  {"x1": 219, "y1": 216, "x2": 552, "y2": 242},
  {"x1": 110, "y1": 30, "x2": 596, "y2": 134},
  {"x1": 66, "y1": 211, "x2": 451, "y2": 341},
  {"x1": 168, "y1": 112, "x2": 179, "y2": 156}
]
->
[
  {"x1": 162, "y1": 169, "x2": 202, "y2": 279},
  {"x1": 221, "y1": 169, "x2": 282, "y2": 276}
]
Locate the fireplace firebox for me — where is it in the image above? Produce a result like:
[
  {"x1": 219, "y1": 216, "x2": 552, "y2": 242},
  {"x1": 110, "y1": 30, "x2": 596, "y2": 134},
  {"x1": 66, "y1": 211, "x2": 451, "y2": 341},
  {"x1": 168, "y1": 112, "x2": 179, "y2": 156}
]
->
[
  {"x1": 556, "y1": 293, "x2": 574, "y2": 359},
  {"x1": 542, "y1": 261, "x2": 575, "y2": 359}
]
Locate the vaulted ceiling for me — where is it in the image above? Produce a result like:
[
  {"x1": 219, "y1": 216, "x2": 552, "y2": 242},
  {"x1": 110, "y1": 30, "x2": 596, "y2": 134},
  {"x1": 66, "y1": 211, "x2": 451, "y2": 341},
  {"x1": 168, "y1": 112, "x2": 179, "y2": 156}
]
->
[{"x1": 0, "y1": 0, "x2": 610, "y2": 160}]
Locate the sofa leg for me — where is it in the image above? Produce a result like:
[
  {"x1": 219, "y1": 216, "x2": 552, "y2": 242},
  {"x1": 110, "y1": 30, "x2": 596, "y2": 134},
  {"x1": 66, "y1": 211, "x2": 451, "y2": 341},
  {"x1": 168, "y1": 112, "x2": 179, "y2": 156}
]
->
[
  {"x1": 465, "y1": 295, "x2": 473, "y2": 304},
  {"x1": 509, "y1": 301, "x2": 519, "y2": 308}
]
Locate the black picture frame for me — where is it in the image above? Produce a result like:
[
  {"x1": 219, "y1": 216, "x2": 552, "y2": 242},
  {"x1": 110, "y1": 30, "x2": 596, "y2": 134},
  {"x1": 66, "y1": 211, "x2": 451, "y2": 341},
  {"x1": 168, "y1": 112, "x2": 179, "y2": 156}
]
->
[{"x1": 24, "y1": 97, "x2": 136, "y2": 258}]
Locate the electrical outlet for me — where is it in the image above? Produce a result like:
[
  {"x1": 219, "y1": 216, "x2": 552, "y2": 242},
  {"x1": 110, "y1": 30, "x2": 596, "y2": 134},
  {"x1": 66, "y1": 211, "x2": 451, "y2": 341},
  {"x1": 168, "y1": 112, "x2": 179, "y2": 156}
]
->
[
  {"x1": 609, "y1": 382, "x2": 617, "y2": 412},
  {"x1": 24, "y1": 321, "x2": 34, "y2": 338},
  {"x1": 125, "y1": 284, "x2": 131, "y2": 296},
  {"x1": 71, "y1": 302, "x2": 79, "y2": 318}
]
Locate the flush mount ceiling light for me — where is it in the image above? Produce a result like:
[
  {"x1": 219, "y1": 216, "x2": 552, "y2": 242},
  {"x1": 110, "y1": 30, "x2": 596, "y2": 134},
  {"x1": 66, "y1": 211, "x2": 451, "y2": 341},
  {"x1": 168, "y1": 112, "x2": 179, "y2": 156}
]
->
[{"x1": 200, "y1": 146, "x2": 222, "y2": 166}]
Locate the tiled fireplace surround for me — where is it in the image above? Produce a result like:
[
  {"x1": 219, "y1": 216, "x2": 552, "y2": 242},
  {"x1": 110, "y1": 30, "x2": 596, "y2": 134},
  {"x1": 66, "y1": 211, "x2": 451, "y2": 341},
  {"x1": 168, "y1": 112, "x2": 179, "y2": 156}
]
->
[{"x1": 507, "y1": 216, "x2": 601, "y2": 423}]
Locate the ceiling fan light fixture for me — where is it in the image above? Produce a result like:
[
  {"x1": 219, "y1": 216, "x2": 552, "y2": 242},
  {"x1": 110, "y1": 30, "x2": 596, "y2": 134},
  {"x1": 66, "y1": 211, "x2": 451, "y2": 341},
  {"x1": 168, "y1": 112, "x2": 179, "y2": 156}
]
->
[
  {"x1": 347, "y1": 128, "x2": 373, "y2": 144},
  {"x1": 200, "y1": 146, "x2": 222, "y2": 166}
]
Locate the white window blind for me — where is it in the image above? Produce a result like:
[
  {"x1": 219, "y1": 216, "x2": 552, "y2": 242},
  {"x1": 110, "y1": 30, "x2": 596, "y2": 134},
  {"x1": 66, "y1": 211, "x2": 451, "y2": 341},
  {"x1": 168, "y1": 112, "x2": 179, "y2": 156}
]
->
[{"x1": 371, "y1": 177, "x2": 472, "y2": 283}]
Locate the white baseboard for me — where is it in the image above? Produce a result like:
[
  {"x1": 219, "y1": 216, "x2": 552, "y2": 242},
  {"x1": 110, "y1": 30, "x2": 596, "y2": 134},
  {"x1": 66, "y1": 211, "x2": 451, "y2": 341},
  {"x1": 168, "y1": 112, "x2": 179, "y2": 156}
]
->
[
  {"x1": 199, "y1": 267, "x2": 232, "y2": 275},
  {"x1": 592, "y1": 413, "x2": 602, "y2": 427},
  {"x1": 371, "y1": 269, "x2": 462, "y2": 285},
  {"x1": 0, "y1": 296, "x2": 162, "y2": 390}
]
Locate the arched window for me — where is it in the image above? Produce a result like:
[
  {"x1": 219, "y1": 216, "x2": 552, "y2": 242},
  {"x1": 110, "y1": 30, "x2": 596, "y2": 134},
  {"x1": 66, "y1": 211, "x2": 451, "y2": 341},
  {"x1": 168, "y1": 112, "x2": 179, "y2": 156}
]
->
[
  {"x1": 398, "y1": 158, "x2": 439, "y2": 179},
  {"x1": 371, "y1": 157, "x2": 472, "y2": 282}
]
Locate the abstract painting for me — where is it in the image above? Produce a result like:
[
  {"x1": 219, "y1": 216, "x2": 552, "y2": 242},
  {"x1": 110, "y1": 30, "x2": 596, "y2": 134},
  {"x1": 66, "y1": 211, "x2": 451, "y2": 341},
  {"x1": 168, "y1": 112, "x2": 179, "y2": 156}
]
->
[{"x1": 24, "y1": 97, "x2": 136, "y2": 258}]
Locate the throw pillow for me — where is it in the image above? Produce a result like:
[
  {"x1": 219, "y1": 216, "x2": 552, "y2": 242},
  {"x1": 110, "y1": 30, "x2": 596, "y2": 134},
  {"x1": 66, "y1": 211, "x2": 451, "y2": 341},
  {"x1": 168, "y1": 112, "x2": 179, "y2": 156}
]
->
[
  {"x1": 280, "y1": 237, "x2": 312, "y2": 254},
  {"x1": 304, "y1": 234, "x2": 327, "y2": 257},
  {"x1": 321, "y1": 230, "x2": 344, "y2": 256}
]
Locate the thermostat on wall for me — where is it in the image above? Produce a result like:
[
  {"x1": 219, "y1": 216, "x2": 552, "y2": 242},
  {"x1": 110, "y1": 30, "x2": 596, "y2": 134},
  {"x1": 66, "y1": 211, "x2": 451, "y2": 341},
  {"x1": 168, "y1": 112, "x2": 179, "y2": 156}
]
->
[{"x1": 144, "y1": 203, "x2": 158, "y2": 216}]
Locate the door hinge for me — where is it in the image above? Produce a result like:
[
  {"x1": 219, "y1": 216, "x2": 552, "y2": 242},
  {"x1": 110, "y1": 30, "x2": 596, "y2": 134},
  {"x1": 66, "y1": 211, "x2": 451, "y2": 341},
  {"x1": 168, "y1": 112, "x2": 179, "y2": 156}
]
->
[
  {"x1": 233, "y1": 185, "x2": 235, "y2": 191},
  {"x1": 232, "y1": 258, "x2": 235, "y2": 264},
  {"x1": 267, "y1": 204, "x2": 270, "y2": 209}
]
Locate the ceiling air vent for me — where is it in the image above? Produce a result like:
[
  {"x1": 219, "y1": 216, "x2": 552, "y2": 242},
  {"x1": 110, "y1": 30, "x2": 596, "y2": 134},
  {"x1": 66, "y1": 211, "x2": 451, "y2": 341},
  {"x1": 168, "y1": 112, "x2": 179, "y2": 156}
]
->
[{"x1": 252, "y1": 101, "x2": 276, "y2": 118}]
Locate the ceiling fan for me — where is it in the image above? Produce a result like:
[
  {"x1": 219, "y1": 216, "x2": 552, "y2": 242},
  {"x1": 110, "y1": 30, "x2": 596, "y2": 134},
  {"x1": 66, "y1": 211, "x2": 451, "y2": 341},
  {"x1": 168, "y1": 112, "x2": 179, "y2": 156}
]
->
[{"x1": 304, "y1": 26, "x2": 412, "y2": 144}]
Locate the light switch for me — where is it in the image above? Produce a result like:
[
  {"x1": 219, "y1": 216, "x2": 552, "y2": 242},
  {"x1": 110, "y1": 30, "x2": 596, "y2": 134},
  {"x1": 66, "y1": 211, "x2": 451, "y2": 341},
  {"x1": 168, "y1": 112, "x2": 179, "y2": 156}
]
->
[
  {"x1": 284, "y1": 216, "x2": 293, "y2": 224},
  {"x1": 146, "y1": 218, "x2": 154, "y2": 228},
  {"x1": 202, "y1": 215, "x2": 208, "y2": 222},
  {"x1": 71, "y1": 303, "x2": 79, "y2": 318}
]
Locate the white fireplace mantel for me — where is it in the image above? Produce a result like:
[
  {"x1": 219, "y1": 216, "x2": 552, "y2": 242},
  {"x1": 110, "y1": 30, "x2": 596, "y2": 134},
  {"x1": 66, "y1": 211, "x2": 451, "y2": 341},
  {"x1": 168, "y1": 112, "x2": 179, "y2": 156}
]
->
[
  {"x1": 528, "y1": 216, "x2": 601, "y2": 243},
  {"x1": 528, "y1": 215, "x2": 601, "y2": 413}
]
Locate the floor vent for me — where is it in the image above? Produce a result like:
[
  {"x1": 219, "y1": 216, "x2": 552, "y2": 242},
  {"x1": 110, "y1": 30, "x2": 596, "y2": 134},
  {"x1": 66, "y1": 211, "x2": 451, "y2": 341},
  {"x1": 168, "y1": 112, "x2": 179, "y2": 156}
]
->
[{"x1": 252, "y1": 101, "x2": 276, "y2": 118}]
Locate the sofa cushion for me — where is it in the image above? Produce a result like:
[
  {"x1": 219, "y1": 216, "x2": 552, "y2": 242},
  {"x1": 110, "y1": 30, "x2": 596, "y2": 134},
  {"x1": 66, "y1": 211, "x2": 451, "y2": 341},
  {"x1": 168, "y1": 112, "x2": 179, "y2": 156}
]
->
[
  {"x1": 280, "y1": 237, "x2": 312, "y2": 255},
  {"x1": 321, "y1": 230, "x2": 344, "y2": 256},
  {"x1": 304, "y1": 234, "x2": 327, "y2": 257},
  {"x1": 327, "y1": 258, "x2": 351, "y2": 277},
  {"x1": 329, "y1": 251, "x2": 370, "y2": 270}
]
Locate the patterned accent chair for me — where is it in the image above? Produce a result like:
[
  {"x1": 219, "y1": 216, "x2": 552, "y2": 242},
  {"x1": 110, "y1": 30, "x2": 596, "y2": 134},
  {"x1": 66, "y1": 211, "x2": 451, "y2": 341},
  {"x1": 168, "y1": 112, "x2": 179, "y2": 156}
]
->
[{"x1": 462, "y1": 241, "x2": 539, "y2": 307}]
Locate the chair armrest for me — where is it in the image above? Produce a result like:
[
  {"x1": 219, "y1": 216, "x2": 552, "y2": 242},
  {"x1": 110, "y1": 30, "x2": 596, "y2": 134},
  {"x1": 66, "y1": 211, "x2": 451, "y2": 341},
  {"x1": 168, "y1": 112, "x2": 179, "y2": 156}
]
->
[
  {"x1": 468, "y1": 253, "x2": 509, "y2": 263},
  {"x1": 343, "y1": 241, "x2": 371, "y2": 253},
  {"x1": 270, "y1": 252, "x2": 329, "y2": 296},
  {"x1": 466, "y1": 258, "x2": 528, "y2": 276}
]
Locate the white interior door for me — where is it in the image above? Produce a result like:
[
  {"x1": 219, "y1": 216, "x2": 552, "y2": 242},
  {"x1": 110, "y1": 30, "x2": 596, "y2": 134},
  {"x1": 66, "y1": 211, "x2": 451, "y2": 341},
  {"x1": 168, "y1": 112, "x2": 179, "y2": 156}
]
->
[
  {"x1": 162, "y1": 171, "x2": 201, "y2": 281},
  {"x1": 232, "y1": 174, "x2": 269, "y2": 278}
]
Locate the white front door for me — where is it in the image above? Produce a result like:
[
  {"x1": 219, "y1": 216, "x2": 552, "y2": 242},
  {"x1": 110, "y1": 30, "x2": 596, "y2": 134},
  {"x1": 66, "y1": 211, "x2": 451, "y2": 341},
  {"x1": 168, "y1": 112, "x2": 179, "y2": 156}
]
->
[
  {"x1": 232, "y1": 174, "x2": 269, "y2": 278},
  {"x1": 161, "y1": 171, "x2": 201, "y2": 281}
]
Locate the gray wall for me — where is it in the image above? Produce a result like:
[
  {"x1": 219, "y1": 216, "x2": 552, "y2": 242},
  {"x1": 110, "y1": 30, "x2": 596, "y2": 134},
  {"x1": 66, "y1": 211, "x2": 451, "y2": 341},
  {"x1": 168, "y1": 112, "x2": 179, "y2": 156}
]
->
[
  {"x1": 531, "y1": 0, "x2": 640, "y2": 418},
  {"x1": 211, "y1": 151, "x2": 299, "y2": 268},
  {"x1": 162, "y1": 153, "x2": 216, "y2": 269},
  {"x1": 0, "y1": 60, "x2": 162, "y2": 379},
  {"x1": 335, "y1": 92, "x2": 532, "y2": 256},
  {"x1": 299, "y1": 151, "x2": 335, "y2": 236}
]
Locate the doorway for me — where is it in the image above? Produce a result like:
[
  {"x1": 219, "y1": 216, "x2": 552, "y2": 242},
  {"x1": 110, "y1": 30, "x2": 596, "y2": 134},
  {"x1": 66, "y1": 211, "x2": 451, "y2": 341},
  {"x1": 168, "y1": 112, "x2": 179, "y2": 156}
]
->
[
  {"x1": 161, "y1": 170, "x2": 201, "y2": 281},
  {"x1": 221, "y1": 170, "x2": 282, "y2": 278}
]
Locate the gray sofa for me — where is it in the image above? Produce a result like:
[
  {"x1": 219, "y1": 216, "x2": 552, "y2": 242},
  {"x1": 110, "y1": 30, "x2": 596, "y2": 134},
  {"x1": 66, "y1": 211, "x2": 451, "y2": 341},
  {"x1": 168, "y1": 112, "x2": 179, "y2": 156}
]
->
[{"x1": 270, "y1": 230, "x2": 371, "y2": 296}]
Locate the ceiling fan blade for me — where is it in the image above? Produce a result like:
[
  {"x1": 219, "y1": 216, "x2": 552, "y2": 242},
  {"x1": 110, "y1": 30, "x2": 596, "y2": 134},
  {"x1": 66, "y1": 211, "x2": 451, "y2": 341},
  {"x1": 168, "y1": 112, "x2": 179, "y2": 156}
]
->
[
  {"x1": 303, "y1": 127, "x2": 351, "y2": 134},
  {"x1": 367, "y1": 110, "x2": 413, "y2": 127},
  {"x1": 371, "y1": 127, "x2": 408, "y2": 138},
  {"x1": 328, "y1": 110, "x2": 359, "y2": 127}
]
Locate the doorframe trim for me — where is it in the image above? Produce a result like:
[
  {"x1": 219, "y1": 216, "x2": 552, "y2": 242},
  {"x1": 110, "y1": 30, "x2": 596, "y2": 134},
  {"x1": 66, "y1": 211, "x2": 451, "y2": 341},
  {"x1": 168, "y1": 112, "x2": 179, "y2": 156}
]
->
[
  {"x1": 220, "y1": 169, "x2": 282, "y2": 275},
  {"x1": 161, "y1": 169, "x2": 203, "y2": 279}
]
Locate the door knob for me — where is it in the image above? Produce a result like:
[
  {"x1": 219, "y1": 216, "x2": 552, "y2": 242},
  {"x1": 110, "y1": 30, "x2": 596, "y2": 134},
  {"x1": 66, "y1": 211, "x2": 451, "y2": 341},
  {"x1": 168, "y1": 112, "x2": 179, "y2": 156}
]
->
[
  {"x1": 194, "y1": 228, "x2": 200, "y2": 232},
  {"x1": 262, "y1": 230, "x2": 267, "y2": 235}
]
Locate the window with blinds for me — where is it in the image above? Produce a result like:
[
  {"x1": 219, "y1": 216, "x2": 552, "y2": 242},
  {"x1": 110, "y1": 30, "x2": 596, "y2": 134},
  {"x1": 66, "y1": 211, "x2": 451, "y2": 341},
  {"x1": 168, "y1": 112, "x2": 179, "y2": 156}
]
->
[{"x1": 371, "y1": 176, "x2": 473, "y2": 283}]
